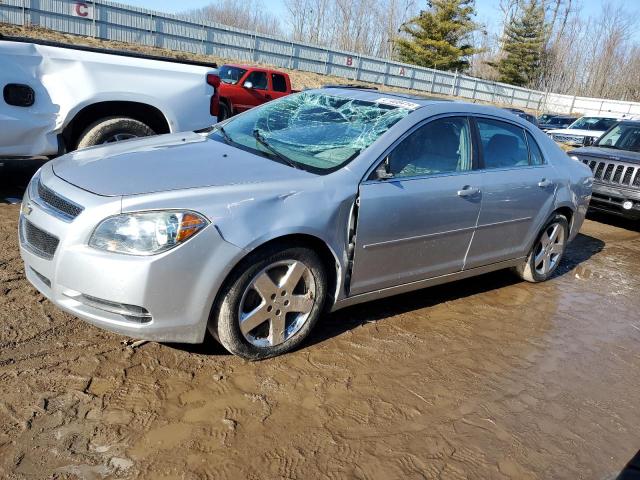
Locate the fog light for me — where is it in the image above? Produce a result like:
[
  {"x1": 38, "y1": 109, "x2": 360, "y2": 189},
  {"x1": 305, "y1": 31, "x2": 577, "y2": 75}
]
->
[{"x1": 623, "y1": 200, "x2": 633, "y2": 210}]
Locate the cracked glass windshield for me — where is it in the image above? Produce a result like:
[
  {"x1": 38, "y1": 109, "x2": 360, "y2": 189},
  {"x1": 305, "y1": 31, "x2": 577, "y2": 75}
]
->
[{"x1": 211, "y1": 91, "x2": 411, "y2": 172}]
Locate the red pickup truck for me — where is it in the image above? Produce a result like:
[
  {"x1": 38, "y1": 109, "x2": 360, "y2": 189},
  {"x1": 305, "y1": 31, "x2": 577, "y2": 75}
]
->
[{"x1": 216, "y1": 64, "x2": 298, "y2": 120}]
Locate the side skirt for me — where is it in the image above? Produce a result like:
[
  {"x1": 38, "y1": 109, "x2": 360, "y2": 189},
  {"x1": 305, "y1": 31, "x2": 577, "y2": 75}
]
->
[{"x1": 331, "y1": 257, "x2": 525, "y2": 312}]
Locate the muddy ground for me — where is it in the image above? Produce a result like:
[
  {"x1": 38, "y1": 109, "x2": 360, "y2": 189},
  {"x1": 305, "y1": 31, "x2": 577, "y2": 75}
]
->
[{"x1": 1, "y1": 162, "x2": 640, "y2": 480}]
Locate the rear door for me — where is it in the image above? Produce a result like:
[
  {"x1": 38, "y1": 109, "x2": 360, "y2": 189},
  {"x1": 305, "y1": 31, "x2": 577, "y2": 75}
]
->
[
  {"x1": 270, "y1": 73, "x2": 290, "y2": 100},
  {"x1": 349, "y1": 115, "x2": 483, "y2": 295},
  {"x1": 464, "y1": 117, "x2": 558, "y2": 268}
]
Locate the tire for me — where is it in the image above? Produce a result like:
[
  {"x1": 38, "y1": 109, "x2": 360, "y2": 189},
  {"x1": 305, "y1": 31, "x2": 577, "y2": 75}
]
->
[
  {"x1": 218, "y1": 102, "x2": 231, "y2": 121},
  {"x1": 76, "y1": 116, "x2": 155, "y2": 149},
  {"x1": 210, "y1": 244, "x2": 327, "y2": 360},
  {"x1": 515, "y1": 213, "x2": 569, "y2": 283}
]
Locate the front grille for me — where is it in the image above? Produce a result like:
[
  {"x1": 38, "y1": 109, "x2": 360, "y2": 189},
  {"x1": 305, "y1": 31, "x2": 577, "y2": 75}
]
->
[
  {"x1": 20, "y1": 218, "x2": 59, "y2": 260},
  {"x1": 30, "y1": 267, "x2": 51, "y2": 288},
  {"x1": 553, "y1": 134, "x2": 584, "y2": 144},
  {"x1": 579, "y1": 157, "x2": 640, "y2": 189},
  {"x1": 37, "y1": 180, "x2": 83, "y2": 220}
]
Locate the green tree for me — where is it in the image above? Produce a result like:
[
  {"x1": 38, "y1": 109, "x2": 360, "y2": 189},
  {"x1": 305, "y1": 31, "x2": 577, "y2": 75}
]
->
[
  {"x1": 494, "y1": 0, "x2": 547, "y2": 86},
  {"x1": 394, "y1": 0, "x2": 481, "y2": 72}
]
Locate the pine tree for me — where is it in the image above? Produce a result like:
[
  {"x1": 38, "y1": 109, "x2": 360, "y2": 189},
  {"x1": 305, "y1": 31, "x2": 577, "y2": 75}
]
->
[
  {"x1": 394, "y1": 0, "x2": 480, "y2": 72},
  {"x1": 494, "y1": 0, "x2": 547, "y2": 86}
]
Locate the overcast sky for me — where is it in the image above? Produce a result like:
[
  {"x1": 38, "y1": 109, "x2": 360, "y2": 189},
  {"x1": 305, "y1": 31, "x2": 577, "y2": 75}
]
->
[{"x1": 123, "y1": 0, "x2": 635, "y2": 40}]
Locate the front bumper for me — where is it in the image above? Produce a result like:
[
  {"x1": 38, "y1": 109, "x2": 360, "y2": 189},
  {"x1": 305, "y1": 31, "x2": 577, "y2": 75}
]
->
[
  {"x1": 19, "y1": 165, "x2": 244, "y2": 343},
  {"x1": 588, "y1": 182, "x2": 640, "y2": 218}
]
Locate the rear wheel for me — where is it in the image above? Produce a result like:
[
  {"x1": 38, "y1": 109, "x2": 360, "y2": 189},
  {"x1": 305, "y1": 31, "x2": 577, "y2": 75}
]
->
[
  {"x1": 516, "y1": 213, "x2": 569, "y2": 282},
  {"x1": 210, "y1": 245, "x2": 327, "y2": 360},
  {"x1": 218, "y1": 102, "x2": 231, "y2": 121},
  {"x1": 76, "y1": 116, "x2": 155, "y2": 149}
]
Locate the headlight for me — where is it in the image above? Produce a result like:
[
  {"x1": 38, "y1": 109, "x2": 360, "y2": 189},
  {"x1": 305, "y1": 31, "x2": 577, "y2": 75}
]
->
[{"x1": 89, "y1": 210, "x2": 209, "y2": 255}]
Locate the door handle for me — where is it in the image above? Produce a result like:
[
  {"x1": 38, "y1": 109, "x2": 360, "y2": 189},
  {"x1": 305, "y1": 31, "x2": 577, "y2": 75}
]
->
[
  {"x1": 538, "y1": 178, "x2": 553, "y2": 188},
  {"x1": 457, "y1": 186, "x2": 480, "y2": 197}
]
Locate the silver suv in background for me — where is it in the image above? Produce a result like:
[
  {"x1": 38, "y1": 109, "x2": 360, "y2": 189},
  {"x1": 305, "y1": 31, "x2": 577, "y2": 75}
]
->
[{"x1": 19, "y1": 88, "x2": 592, "y2": 360}]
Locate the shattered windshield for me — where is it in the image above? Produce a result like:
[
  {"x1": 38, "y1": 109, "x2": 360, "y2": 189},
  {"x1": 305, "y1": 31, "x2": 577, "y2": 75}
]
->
[{"x1": 211, "y1": 91, "x2": 411, "y2": 173}]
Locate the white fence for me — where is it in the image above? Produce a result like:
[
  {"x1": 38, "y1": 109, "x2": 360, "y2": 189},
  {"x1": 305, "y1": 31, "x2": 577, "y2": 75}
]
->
[{"x1": 2, "y1": 0, "x2": 640, "y2": 117}]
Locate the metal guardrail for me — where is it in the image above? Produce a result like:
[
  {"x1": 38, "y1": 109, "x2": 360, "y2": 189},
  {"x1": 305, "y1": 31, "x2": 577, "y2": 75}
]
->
[{"x1": 2, "y1": 0, "x2": 640, "y2": 116}]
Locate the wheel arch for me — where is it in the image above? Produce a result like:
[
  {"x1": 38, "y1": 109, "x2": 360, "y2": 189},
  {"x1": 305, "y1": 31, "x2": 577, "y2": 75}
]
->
[
  {"x1": 62, "y1": 101, "x2": 171, "y2": 150},
  {"x1": 211, "y1": 233, "x2": 342, "y2": 322}
]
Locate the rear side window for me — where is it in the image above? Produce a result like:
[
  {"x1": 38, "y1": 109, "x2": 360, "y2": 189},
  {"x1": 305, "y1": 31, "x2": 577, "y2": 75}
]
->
[
  {"x1": 271, "y1": 74, "x2": 287, "y2": 92},
  {"x1": 245, "y1": 71, "x2": 268, "y2": 90},
  {"x1": 526, "y1": 132, "x2": 545, "y2": 165},
  {"x1": 477, "y1": 118, "x2": 529, "y2": 169}
]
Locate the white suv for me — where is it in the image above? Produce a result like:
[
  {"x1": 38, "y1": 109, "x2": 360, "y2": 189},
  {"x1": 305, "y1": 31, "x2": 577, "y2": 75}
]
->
[{"x1": 548, "y1": 114, "x2": 622, "y2": 147}]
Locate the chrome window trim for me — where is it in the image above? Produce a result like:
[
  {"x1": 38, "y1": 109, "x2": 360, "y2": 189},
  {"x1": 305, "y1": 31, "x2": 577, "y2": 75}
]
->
[{"x1": 362, "y1": 112, "x2": 476, "y2": 183}]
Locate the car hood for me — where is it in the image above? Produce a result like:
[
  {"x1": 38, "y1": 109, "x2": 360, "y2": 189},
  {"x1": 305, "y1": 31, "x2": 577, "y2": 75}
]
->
[
  {"x1": 52, "y1": 132, "x2": 312, "y2": 196},
  {"x1": 547, "y1": 128, "x2": 605, "y2": 137},
  {"x1": 570, "y1": 146, "x2": 640, "y2": 165}
]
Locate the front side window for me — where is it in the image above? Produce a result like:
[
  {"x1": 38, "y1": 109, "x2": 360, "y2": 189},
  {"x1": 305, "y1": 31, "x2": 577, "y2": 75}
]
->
[
  {"x1": 245, "y1": 71, "x2": 268, "y2": 90},
  {"x1": 477, "y1": 118, "x2": 529, "y2": 169},
  {"x1": 210, "y1": 92, "x2": 410, "y2": 173},
  {"x1": 596, "y1": 123, "x2": 640, "y2": 151},
  {"x1": 387, "y1": 117, "x2": 472, "y2": 178},
  {"x1": 272, "y1": 74, "x2": 287, "y2": 92},
  {"x1": 218, "y1": 65, "x2": 247, "y2": 85}
]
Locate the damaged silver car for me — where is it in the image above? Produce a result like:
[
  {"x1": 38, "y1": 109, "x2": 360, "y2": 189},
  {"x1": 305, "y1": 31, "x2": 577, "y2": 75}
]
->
[{"x1": 19, "y1": 88, "x2": 592, "y2": 359}]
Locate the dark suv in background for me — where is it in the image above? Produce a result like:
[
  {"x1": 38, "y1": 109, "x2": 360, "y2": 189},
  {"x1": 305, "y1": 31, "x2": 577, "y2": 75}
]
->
[
  {"x1": 538, "y1": 115, "x2": 577, "y2": 131},
  {"x1": 570, "y1": 120, "x2": 640, "y2": 219}
]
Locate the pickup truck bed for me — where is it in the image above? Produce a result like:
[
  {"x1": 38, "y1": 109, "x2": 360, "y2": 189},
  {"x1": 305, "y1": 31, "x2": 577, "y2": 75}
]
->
[{"x1": 1, "y1": 35, "x2": 220, "y2": 158}]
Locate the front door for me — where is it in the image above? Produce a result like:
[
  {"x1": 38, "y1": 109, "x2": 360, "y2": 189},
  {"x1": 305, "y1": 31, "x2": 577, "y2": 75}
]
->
[
  {"x1": 235, "y1": 70, "x2": 270, "y2": 111},
  {"x1": 349, "y1": 116, "x2": 483, "y2": 295}
]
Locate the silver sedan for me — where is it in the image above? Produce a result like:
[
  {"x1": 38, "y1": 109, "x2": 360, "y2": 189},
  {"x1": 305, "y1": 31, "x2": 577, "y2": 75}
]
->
[{"x1": 19, "y1": 88, "x2": 593, "y2": 359}]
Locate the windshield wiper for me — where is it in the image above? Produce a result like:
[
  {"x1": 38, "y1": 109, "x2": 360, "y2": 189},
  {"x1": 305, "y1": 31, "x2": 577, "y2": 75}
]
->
[
  {"x1": 252, "y1": 129, "x2": 299, "y2": 169},
  {"x1": 217, "y1": 125, "x2": 233, "y2": 145},
  {"x1": 598, "y1": 144, "x2": 619, "y2": 149}
]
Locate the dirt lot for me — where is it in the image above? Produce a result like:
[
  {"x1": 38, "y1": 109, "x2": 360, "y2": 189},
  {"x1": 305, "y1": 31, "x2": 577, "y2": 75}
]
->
[{"x1": 0, "y1": 162, "x2": 639, "y2": 480}]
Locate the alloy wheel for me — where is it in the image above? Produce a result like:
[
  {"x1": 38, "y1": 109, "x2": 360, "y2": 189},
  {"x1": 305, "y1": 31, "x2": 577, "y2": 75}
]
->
[
  {"x1": 238, "y1": 260, "x2": 316, "y2": 348},
  {"x1": 103, "y1": 133, "x2": 137, "y2": 144},
  {"x1": 533, "y1": 222, "x2": 565, "y2": 276}
]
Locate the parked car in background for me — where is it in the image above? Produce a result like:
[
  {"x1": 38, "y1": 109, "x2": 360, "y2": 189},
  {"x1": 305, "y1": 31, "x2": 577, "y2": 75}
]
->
[
  {"x1": 18, "y1": 87, "x2": 592, "y2": 359},
  {"x1": 548, "y1": 114, "x2": 621, "y2": 147},
  {"x1": 216, "y1": 64, "x2": 298, "y2": 120},
  {"x1": 538, "y1": 115, "x2": 577, "y2": 131},
  {"x1": 0, "y1": 35, "x2": 220, "y2": 159},
  {"x1": 504, "y1": 108, "x2": 538, "y2": 126},
  {"x1": 570, "y1": 120, "x2": 640, "y2": 219}
]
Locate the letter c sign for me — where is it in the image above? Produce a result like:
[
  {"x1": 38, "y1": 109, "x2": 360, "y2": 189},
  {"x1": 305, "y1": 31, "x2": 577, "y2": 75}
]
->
[{"x1": 72, "y1": 2, "x2": 94, "y2": 19}]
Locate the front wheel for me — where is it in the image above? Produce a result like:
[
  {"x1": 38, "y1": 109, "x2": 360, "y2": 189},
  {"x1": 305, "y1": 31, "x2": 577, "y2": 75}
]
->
[
  {"x1": 515, "y1": 213, "x2": 569, "y2": 283},
  {"x1": 210, "y1": 245, "x2": 327, "y2": 360}
]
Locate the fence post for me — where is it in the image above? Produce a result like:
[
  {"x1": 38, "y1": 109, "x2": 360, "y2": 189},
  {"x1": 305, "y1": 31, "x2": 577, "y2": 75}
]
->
[
  {"x1": 451, "y1": 70, "x2": 458, "y2": 97},
  {"x1": 92, "y1": 0, "x2": 97, "y2": 38},
  {"x1": 383, "y1": 62, "x2": 389, "y2": 86},
  {"x1": 22, "y1": 0, "x2": 26, "y2": 26},
  {"x1": 525, "y1": 90, "x2": 532, "y2": 109},
  {"x1": 569, "y1": 95, "x2": 577, "y2": 114},
  {"x1": 470, "y1": 78, "x2": 478, "y2": 102},
  {"x1": 510, "y1": 87, "x2": 516, "y2": 105},
  {"x1": 429, "y1": 70, "x2": 436, "y2": 93}
]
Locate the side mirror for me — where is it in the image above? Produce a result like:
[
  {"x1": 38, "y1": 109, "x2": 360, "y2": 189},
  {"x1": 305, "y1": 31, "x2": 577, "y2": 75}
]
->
[
  {"x1": 243, "y1": 81, "x2": 254, "y2": 89},
  {"x1": 375, "y1": 157, "x2": 394, "y2": 180},
  {"x1": 583, "y1": 136, "x2": 595, "y2": 147}
]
